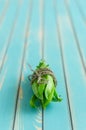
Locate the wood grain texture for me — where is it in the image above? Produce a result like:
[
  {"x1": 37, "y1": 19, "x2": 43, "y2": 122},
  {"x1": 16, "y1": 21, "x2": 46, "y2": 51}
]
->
[
  {"x1": 14, "y1": 0, "x2": 42, "y2": 130},
  {"x1": 44, "y1": 1, "x2": 72, "y2": 130},
  {"x1": 0, "y1": 0, "x2": 31, "y2": 129},
  {"x1": 0, "y1": 0, "x2": 86, "y2": 130},
  {"x1": 0, "y1": 0, "x2": 20, "y2": 71}
]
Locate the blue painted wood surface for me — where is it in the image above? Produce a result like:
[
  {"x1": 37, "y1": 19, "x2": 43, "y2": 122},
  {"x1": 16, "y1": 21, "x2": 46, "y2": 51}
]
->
[{"x1": 0, "y1": 0, "x2": 86, "y2": 130}]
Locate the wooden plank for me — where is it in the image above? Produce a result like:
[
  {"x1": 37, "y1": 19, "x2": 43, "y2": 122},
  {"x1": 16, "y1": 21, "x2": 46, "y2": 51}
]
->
[
  {"x1": 0, "y1": 0, "x2": 30, "y2": 129},
  {"x1": 44, "y1": 0, "x2": 72, "y2": 130},
  {"x1": 0, "y1": 0, "x2": 17, "y2": 71},
  {"x1": 0, "y1": 0, "x2": 10, "y2": 26},
  {"x1": 0, "y1": 1, "x2": 21, "y2": 73},
  {"x1": 66, "y1": 0, "x2": 86, "y2": 71},
  {"x1": 65, "y1": 0, "x2": 86, "y2": 73},
  {"x1": 74, "y1": 0, "x2": 86, "y2": 22},
  {"x1": 0, "y1": 0, "x2": 7, "y2": 16},
  {"x1": 0, "y1": 0, "x2": 11, "y2": 52},
  {"x1": 13, "y1": 0, "x2": 43, "y2": 129},
  {"x1": 0, "y1": 0, "x2": 86, "y2": 130},
  {"x1": 54, "y1": 0, "x2": 86, "y2": 129}
]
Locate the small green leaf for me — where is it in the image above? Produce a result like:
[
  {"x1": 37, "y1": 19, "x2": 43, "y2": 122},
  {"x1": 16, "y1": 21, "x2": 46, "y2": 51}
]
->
[
  {"x1": 36, "y1": 60, "x2": 48, "y2": 69},
  {"x1": 38, "y1": 83, "x2": 45, "y2": 100},
  {"x1": 32, "y1": 81, "x2": 39, "y2": 98},
  {"x1": 45, "y1": 75, "x2": 54, "y2": 101},
  {"x1": 52, "y1": 88, "x2": 62, "y2": 102},
  {"x1": 30, "y1": 95, "x2": 38, "y2": 108},
  {"x1": 32, "y1": 80, "x2": 46, "y2": 100},
  {"x1": 42, "y1": 99, "x2": 51, "y2": 108}
]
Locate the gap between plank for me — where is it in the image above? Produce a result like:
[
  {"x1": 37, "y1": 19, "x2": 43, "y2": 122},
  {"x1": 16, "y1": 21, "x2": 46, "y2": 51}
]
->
[
  {"x1": 12, "y1": 0, "x2": 33, "y2": 130},
  {"x1": 53, "y1": 0, "x2": 74, "y2": 130},
  {"x1": 41, "y1": 0, "x2": 45, "y2": 130}
]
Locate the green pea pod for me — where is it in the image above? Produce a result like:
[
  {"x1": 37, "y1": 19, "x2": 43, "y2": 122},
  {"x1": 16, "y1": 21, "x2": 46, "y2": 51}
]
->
[
  {"x1": 32, "y1": 81, "x2": 39, "y2": 99},
  {"x1": 30, "y1": 95, "x2": 38, "y2": 108}
]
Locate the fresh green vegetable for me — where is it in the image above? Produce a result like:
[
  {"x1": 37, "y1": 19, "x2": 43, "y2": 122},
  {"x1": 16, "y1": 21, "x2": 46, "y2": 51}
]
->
[{"x1": 29, "y1": 60, "x2": 62, "y2": 108}]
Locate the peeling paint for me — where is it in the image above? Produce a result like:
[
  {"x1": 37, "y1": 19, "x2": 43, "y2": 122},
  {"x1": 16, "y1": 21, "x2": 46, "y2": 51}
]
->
[
  {"x1": 0, "y1": 51, "x2": 8, "y2": 71},
  {"x1": 25, "y1": 31, "x2": 30, "y2": 40},
  {"x1": 36, "y1": 115, "x2": 42, "y2": 120},
  {"x1": 35, "y1": 119, "x2": 42, "y2": 123},
  {"x1": 34, "y1": 125, "x2": 42, "y2": 130},
  {"x1": 0, "y1": 68, "x2": 7, "y2": 90},
  {"x1": 24, "y1": 64, "x2": 27, "y2": 72},
  {"x1": 66, "y1": 0, "x2": 70, "y2": 5},
  {"x1": 34, "y1": 107, "x2": 42, "y2": 130},
  {"x1": 19, "y1": 87, "x2": 23, "y2": 99},
  {"x1": 21, "y1": 74, "x2": 24, "y2": 81}
]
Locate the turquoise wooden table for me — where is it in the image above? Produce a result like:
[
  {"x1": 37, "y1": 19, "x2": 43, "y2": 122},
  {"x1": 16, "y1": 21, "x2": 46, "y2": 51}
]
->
[{"x1": 0, "y1": 0, "x2": 86, "y2": 130}]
